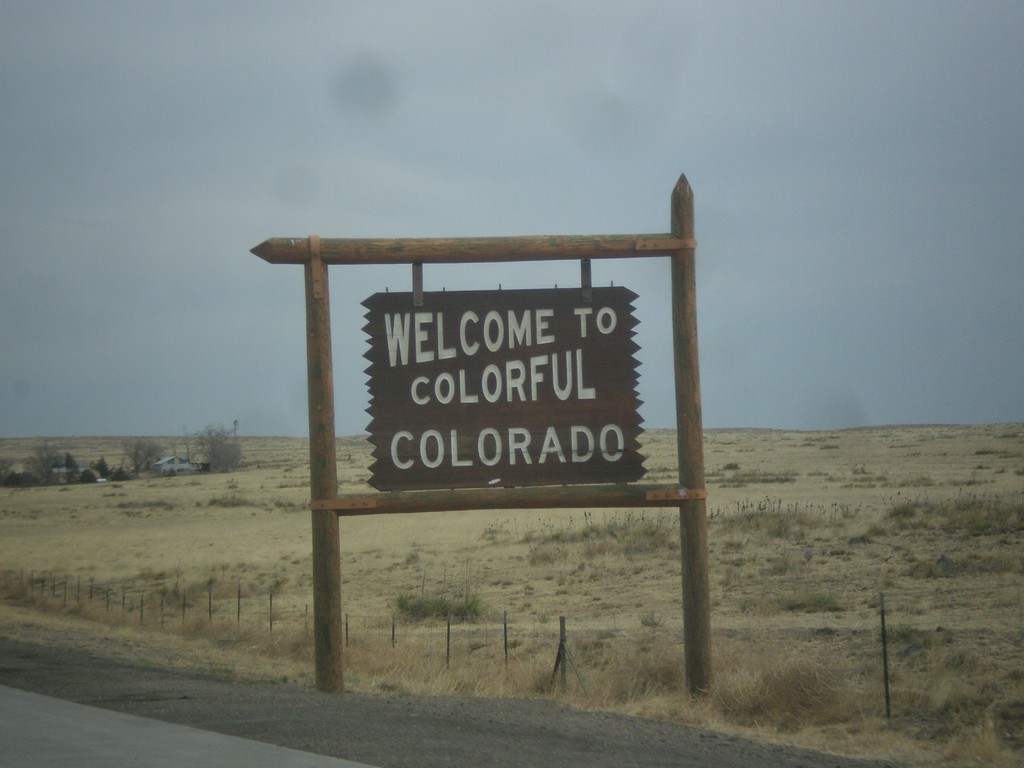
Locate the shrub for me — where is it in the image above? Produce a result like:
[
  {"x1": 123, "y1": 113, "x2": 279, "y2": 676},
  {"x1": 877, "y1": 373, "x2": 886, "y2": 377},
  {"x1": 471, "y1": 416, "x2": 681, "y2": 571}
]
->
[
  {"x1": 718, "y1": 469, "x2": 798, "y2": 488},
  {"x1": 393, "y1": 591, "x2": 483, "y2": 620},
  {"x1": 207, "y1": 495, "x2": 251, "y2": 508},
  {"x1": 887, "y1": 502, "x2": 918, "y2": 521},
  {"x1": 603, "y1": 644, "x2": 686, "y2": 703},
  {"x1": 885, "y1": 494, "x2": 1024, "y2": 535},
  {"x1": 777, "y1": 590, "x2": 843, "y2": 613},
  {"x1": 3, "y1": 471, "x2": 33, "y2": 486},
  {"x1": 523, "y1": 511, "x2": 677, "y2": 562},
  {"x1": 715, "y1": 657, "x2": 852, "y2": 730}
]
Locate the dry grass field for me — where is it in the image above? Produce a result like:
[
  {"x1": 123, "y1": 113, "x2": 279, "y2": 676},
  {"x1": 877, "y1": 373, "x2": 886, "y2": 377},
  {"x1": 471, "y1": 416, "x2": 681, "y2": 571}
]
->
[{"x1": 2, "y1": 424, "x2": 1023, "y2": 766}]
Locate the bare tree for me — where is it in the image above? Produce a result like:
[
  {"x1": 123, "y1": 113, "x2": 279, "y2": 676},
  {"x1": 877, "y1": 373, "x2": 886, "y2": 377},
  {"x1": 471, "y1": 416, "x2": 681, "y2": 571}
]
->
[
  {"x1": 194, "y1": 424, "x2": 241, "y2": 471},
  {"x1": 122, "y1": 438, "x2": 162, "y2": 477},
  {"x1": 27, "y1": 440, "x2": 62, "y2": 484}
]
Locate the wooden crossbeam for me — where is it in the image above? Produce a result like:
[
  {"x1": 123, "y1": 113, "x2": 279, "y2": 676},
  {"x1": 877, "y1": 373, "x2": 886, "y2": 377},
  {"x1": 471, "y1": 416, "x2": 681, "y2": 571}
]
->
[
  {"x1": 251, "y1": 234, "x2": 694, "y2": 265},
  {"x1": 311, "y1": 484, "x2": 708, "y2": 516}
]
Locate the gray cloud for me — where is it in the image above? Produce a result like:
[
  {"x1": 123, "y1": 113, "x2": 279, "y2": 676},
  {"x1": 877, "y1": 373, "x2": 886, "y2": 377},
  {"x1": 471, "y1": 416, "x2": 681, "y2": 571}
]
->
[{"x1": 1, "y1": 1, "x2": 1021, "y2": 438}]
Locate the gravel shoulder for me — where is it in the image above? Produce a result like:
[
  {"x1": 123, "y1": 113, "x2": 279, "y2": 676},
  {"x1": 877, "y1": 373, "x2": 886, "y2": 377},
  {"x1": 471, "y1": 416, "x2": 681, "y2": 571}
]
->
[{"x1": 0, "y1": 634, "x2": 901, "y2": 768}]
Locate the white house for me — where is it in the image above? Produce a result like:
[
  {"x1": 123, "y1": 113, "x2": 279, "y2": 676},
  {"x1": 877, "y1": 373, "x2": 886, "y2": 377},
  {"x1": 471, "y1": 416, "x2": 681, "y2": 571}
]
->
[{"x1": 153, "y1": 456, "x2": 193, "y2": 474}]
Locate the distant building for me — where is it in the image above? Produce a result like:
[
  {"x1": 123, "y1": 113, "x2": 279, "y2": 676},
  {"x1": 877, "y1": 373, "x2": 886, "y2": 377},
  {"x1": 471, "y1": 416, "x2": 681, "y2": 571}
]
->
[
  {"x1": 153, "y1": 456, "x2": 194, "y2": 474},
  {"x1": 51, "y1": 459, "x2": 91, "y2": 482}
]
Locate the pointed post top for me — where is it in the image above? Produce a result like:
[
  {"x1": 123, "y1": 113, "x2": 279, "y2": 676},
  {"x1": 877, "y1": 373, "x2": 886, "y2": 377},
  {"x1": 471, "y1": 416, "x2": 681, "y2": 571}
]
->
[{"x1": 671, "y1": 174, "x2": 694, "y2": 239}]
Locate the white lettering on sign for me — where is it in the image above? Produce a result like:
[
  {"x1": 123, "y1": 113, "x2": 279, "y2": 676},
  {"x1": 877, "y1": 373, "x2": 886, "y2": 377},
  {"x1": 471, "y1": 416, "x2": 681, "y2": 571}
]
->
[
  {"x1": 385, "y1": 308, "x2": 565, "y2": 366},
  {"x1": 406, "y1": 350, "x2": 596, "y2": 405},
  {"x1": 389, "y1": 425, "x2": 626, "y2": 471},
  {"x1": 573, "y1": 306, "x2": 618, "y2": 337}
]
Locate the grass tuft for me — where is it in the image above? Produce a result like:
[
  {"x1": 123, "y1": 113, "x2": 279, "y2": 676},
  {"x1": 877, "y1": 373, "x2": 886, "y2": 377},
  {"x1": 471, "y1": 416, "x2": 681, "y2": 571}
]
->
[
  {"x1": 394, "y1": 591, "x2": 484, "y2": 620},
  {"x1": 714, "y1": 656, "x2": 854, "y2": 730},
  {"x1": 206, "y1": 494, "x2": 252, "y2": 508}
]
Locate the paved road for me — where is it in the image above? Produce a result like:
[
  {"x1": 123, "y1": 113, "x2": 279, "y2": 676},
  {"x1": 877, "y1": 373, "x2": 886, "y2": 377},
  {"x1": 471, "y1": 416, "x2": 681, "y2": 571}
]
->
[
  {"x1": 0, "y1": 685, "x2": 374, "y2": 768},
  {"x1": 0, "y1": 636, "x2": 899, "y2": 768}
]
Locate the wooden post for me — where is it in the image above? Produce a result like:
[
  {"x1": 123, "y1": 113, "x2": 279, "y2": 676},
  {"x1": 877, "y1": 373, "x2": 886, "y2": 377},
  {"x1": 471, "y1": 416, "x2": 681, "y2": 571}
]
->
[
  {"x1": 880, "y1": 592, "x2": 892, "y2": 719},
  {"x1": 560, "y1": 617, "x2": 568, "y2": 692},
  {"x1": 671, "y1": 174, "x2": 712, "y2": 694},
  {"x1": 305, "y1": 235, "x2": 344, "y2": 693}
]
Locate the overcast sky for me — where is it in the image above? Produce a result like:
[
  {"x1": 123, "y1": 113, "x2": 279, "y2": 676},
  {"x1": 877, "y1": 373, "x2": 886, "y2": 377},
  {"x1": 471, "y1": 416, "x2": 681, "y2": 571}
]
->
[{"x1": 2, "y1": 1, "x2": 1021, "y2": 439}]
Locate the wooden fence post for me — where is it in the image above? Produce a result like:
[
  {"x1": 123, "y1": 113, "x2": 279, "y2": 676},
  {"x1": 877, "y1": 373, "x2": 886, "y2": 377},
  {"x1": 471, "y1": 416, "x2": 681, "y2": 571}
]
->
[
  {"x1": 560, "y1": 617, "x2": 568, "y2": 692},
  {"x1": 880, "y1": 592, "x2": 892, "y2": 719},
  {"x1": 671, "y1": 174, "x2": 712, "y2": 695}
]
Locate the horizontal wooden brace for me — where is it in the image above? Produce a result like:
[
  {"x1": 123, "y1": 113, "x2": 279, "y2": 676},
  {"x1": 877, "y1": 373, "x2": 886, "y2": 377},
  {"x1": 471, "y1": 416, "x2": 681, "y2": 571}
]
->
[
  {"x1": 310, "y1": 484, "x2": 707, "y2": 517},
  {"x1": 252, "y1": 234, "x2": 695, "y2": 266}
]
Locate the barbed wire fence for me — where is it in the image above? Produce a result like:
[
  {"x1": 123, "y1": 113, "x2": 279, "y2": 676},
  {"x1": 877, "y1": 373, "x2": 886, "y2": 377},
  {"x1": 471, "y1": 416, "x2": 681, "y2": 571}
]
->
[{"x1": 5, "y1": 568, "x2": 1022, "y2": 715}]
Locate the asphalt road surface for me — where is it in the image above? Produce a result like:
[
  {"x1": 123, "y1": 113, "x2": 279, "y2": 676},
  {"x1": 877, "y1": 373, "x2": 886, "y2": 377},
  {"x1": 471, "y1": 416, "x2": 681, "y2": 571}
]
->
[{"x1": 0, "y1": 637, "x2": 899, "y2": 768}]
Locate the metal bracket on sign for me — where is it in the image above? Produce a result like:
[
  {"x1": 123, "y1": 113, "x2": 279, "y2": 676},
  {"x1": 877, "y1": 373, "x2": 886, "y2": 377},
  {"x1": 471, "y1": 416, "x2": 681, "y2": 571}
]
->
[
  {"x1": 412, "y1": 262, "x2": 424, "y2": 307},
  {"x1": 645, "y1": 486, "x2": 708, "y2": 502}
]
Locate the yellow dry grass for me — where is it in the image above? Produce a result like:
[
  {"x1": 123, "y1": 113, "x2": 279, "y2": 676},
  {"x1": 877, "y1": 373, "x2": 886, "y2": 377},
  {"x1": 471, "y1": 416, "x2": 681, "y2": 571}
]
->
[{"x1": 2, "y1": 425, "x2": 1023, "y2": 766}]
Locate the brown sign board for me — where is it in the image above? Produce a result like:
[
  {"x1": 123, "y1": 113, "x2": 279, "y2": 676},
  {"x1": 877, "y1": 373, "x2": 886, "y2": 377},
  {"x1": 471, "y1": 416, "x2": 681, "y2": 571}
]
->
[{"x1": 363, "y1": 286, "x2": 645, "y2": 491}]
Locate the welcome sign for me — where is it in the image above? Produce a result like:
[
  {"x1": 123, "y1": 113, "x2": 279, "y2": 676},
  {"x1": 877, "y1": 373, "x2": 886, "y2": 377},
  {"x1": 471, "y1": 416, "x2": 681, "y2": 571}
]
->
[{"x1": 363, "y1": 286, "x2": 645, "y2": 491}]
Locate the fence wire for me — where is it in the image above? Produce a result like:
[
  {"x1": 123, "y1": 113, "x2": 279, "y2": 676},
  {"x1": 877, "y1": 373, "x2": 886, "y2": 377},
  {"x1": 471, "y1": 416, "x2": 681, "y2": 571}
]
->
[{"x1": 8, "y1": 568, "x2": 1023, "y2": 716}]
